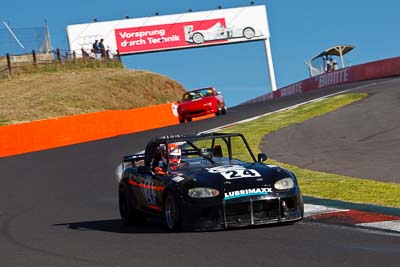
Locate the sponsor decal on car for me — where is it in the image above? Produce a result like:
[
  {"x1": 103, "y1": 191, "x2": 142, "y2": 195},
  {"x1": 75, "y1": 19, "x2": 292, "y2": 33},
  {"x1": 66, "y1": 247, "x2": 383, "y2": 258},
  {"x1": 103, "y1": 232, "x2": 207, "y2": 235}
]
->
[
  {"x1": 224, "y1": 188, "x2": 272, "y2": 200},
  {"x1": 172, "y1": 176, "x2": 185, "y2": 183}
]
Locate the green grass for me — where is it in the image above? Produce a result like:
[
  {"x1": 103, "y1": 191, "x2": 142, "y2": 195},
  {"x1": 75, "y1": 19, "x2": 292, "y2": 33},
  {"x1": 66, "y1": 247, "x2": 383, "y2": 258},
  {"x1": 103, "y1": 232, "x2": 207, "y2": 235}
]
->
[{"x1": 220, "y1": 93, "x2": 400, "y2": 208}]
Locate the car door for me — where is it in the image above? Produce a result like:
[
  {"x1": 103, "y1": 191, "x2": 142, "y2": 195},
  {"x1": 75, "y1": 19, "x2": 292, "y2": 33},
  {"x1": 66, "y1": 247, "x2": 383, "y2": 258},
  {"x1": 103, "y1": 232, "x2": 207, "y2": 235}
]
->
[
  {"x1": 129, "y1": 166, "x2": 157, "y2": 212},
  {"x1": 135, "y1": 167, "x2": 166, "y2": 213}
]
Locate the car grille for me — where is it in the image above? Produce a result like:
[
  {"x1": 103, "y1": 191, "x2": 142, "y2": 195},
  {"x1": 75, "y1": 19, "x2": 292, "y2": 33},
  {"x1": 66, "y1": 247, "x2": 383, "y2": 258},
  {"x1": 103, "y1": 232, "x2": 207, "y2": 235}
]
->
[
  {"x1": 186, "y1": 109, "x2": 213, "y2": 116},
  {"x1": 224, "y1": 199, "x2": 281, "y2": 225},
  {"x1": 194, "y1": 196, "x2": 302, "y2": 230}
]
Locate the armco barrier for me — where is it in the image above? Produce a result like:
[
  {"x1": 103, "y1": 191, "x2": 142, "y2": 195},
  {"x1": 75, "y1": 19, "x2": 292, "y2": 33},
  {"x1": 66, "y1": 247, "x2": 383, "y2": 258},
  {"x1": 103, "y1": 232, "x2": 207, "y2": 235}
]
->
[
  {"x1": 0, "y1": 103, "x2": 179, "y2": 157},
  {"x1": 246, "y1": 56, "x2": 400, "y2": 103}
]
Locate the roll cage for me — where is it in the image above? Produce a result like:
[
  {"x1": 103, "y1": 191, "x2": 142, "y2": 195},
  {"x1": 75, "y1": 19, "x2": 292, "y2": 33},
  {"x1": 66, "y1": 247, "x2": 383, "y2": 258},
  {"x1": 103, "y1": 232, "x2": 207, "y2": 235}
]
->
[{"x1": 122, "y1": 133, "x2": 260, "y2": 173}]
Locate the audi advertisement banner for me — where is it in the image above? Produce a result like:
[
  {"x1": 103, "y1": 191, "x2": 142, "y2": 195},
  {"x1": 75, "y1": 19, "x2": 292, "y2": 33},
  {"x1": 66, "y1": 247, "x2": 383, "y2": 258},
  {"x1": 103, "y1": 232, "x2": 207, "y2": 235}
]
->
[{"x1": 66, "y1": 5, "x2": 270, "y2": 56}]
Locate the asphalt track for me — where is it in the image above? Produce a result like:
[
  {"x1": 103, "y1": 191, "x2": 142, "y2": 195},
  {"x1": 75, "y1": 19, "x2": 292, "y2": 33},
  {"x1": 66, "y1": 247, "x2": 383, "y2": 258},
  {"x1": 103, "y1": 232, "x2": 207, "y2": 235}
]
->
[
  {"x1": 0, "y1": 78, "x2": 399, "y2": 266},
  {"x1": 262, "y1": 77, "x2": 400, "y2": 183}
]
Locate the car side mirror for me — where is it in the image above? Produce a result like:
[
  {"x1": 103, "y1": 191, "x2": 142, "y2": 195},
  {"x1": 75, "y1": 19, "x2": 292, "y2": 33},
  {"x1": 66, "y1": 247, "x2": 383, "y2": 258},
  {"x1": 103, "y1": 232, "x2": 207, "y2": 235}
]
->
[
  {"x1": 137, "y1": 165, "x2": 153, "y2": 174},
  {"x1": 257, "y1": 153, "x2": 268, "y2": 162}
]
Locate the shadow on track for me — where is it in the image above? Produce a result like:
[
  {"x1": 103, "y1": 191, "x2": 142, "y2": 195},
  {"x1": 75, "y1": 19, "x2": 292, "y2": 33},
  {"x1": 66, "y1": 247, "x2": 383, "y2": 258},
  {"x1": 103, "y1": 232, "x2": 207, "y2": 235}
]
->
[
  {"x1": 53, "y1": 217, "x2": 298, "y2": 234},
  {"x1": 53, "y1": 218, "x2": 169, "y2": 234}
]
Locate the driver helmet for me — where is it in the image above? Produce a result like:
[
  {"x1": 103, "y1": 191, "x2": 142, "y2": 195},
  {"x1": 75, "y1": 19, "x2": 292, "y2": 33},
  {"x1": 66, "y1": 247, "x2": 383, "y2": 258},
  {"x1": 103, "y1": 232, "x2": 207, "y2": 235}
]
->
[{"x1": 161, "y1": 143, "x2": 181, "y2": 167}]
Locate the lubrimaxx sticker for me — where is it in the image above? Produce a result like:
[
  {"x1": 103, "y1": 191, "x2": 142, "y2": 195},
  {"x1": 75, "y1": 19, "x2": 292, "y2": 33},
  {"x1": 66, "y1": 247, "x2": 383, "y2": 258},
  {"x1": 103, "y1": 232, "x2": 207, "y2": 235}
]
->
[{"x1": 224, "y1": 188, "x2": 272, "y2": 200}]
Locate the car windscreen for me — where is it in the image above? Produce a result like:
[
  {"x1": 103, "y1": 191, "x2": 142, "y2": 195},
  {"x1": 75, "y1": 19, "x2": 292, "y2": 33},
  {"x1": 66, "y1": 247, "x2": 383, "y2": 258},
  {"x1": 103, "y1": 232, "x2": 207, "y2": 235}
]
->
[
  {"x1": 176, "y1": 135, "x2": 255, "y2": 163},
  {"x1": 182, "y1": 89, "x2": 214, "y2": 102}
]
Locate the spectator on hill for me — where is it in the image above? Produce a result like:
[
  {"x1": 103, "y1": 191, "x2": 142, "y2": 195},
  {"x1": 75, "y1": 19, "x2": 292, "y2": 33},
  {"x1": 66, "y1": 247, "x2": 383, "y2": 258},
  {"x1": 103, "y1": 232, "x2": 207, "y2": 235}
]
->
[
  {"x1": 106, "y1": 45, "x2": 114, "y2": 59},
  {"x1": 92, "y1": 40, "x2": 101, "y2": 59}
]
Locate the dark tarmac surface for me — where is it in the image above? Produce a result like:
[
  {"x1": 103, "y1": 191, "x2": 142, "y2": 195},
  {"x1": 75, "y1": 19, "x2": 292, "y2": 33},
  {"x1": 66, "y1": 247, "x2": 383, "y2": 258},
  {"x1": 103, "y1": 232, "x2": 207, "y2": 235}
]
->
[
  {"x1": 0, "y1": 78, "x2": 399, "y2": 266},
  {"x1": 262, "y1": 77, "x2": 400, "y2": 183}
]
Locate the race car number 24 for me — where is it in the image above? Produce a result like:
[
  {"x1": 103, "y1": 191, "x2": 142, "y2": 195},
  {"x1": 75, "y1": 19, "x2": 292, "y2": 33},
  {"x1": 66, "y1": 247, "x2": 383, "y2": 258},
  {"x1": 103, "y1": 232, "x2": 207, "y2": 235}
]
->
[{"x1": 207, "y1": 165, "x2": 261, "y2": 180}]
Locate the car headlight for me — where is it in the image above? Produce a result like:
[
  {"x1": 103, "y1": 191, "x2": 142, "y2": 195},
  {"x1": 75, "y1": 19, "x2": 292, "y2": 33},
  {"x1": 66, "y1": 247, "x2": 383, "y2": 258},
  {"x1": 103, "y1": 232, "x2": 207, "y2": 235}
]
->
[
  {"x1": 188, "y1": 187, "x2": 219, "y2": 198},
  {"x1": 203, "y1": 102, "x2": 212, "y2": 107},
  {"x1": 274, "y1": 178, "x2": 294, "y2": 190}
]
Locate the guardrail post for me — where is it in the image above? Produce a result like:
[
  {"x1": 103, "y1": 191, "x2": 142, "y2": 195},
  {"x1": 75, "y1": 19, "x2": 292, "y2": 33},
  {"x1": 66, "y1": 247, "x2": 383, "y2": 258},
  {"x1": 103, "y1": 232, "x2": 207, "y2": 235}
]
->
[
  {"x1": 6, "y1": 53, "x2": 12, "y2": 77},
  {"x1": 56, "y1": 48, "x2": 62, "y2": 64},
  {"x1": 116, "y1": 50, "x2": 121, "y2": 62},
  {"x1": 73, "y1": 51, "x2": 76, "y2": 63},
  {"x1": 32, "y1": 50, "x2": 37, "y2": 66},
  {"x1": 81, "y1": 48, "x2": 86, "y2": 62}
]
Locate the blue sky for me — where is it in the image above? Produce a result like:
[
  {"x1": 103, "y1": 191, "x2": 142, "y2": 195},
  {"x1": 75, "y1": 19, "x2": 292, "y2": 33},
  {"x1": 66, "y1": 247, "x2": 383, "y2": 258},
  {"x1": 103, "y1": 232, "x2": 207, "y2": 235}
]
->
[{"x1": 1, "y1": 0, "x2": 399, "y2": 106}]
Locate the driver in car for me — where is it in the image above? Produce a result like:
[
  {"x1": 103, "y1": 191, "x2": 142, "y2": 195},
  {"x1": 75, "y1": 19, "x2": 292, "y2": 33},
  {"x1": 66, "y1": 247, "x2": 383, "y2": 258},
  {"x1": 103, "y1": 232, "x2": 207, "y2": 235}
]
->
[{"x1": 154, "y1": 143, "x2": 182, "y2": 175}]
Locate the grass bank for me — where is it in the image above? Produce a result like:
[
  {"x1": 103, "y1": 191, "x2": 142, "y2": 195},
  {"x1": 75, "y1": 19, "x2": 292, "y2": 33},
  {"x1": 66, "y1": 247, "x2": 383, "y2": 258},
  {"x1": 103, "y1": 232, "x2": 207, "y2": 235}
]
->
[
  {"x1": 220, "y1": 93, "x2": 400, "y2": 208},
  {"x1": 0, "y1": 65, "x2": 185, "y2": 125}
]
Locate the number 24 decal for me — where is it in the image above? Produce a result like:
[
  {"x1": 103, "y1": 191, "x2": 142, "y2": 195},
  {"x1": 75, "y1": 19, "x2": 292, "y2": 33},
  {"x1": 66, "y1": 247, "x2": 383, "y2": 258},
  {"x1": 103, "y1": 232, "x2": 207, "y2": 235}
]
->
[
  {"x1": 206, "y1": 165, "x2": 261, "y2": 179},
  {"x1": 221, "y1": 169, "x2": 261, "y2": 179}
]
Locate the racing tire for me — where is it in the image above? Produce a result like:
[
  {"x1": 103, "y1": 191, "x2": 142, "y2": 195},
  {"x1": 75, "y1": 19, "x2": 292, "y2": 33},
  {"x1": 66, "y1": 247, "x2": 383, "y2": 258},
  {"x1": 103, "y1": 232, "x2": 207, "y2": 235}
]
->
[
  {"x1": 179, "y1": 118, "x2": 185, "y2": 124},
  {"x1": 119, "y1": 185, "x2": 145, "y2": 225},
  {"x1": 215, "y1": 107, "x2": 222, "y2": 116},
  {"x1": 243, "y1": 27, "x2": 255, "y2": 39},
  {"x1": 163, "y1": 192, "x2": 182, "y2": 231},
  {"x1": 192, "y1": 33, "x2": 204, "y2": 44},
  {"x1": 221, "y1": 106, "x2": 227, "y2": 115},
  {"x1": 187, "y1": 117, "x2": 192, "y2": 122}
]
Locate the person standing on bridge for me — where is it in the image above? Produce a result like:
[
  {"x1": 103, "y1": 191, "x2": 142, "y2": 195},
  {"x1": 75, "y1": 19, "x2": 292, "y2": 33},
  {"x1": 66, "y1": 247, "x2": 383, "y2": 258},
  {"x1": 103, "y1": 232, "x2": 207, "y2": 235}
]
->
[{"x1": 324, "y1": 56, "x2": 332, "y2": 72}]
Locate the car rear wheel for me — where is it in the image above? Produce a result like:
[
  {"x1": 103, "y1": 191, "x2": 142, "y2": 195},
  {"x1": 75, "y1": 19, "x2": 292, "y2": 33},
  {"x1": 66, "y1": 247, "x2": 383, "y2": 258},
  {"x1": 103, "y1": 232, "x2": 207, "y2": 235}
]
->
[
  {"x1": 163, "y1": 192, "x2": 182, "y2": 231},
  {"x1": 243, "y1": 27, "x2": 255, "y2": 39},
  {"x1": 119, "y1": 186, "x2": 145, "y2": 225},
  {"x1": 179, "y1": 118, "x2": 185, "y2": 123}
]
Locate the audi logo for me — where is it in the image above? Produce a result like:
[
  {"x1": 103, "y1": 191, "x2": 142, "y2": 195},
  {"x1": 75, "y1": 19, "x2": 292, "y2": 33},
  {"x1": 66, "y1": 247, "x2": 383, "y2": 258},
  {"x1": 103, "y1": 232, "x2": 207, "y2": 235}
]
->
[{"x1": 78, "y1": 35, "x2": 103, "y2": 46}]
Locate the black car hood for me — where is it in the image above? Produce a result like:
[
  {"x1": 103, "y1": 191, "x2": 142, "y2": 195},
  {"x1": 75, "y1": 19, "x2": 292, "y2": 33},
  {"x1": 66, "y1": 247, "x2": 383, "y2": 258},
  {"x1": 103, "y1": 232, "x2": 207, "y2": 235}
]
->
[{"x1": 175, "y1": 162, "x2": 294, "y2": 194}]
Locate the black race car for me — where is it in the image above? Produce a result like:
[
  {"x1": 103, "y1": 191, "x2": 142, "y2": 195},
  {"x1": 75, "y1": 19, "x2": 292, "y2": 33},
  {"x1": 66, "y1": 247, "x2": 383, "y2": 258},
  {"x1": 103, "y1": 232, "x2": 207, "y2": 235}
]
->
[{"x1": 118, "y1": 132, "x2": 303, "y2": 231}]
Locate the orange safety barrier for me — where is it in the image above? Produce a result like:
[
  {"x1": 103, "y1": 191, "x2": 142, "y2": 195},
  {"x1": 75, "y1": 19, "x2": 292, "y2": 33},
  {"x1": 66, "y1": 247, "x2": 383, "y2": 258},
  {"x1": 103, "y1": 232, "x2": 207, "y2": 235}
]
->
[{"x1": 0, "y1": 103, "x2": 180, "y2": 157}]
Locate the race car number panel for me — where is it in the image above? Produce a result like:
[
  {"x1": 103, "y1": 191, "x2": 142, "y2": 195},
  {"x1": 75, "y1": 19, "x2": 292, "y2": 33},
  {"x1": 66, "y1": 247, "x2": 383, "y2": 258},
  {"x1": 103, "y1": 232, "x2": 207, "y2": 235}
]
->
[
  {"x1": 207, "y1": 165, "x2": 261, "y2": 179},
  {"x1": 144, "y1": 178, "x2": 157, "y2": 205}
]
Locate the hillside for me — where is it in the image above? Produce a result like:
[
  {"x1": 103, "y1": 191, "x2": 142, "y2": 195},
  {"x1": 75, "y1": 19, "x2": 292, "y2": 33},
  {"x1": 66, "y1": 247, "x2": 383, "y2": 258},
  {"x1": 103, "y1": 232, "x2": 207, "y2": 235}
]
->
[{"x1": 0, "y1": 67, "x2": 186, "y2": 125}]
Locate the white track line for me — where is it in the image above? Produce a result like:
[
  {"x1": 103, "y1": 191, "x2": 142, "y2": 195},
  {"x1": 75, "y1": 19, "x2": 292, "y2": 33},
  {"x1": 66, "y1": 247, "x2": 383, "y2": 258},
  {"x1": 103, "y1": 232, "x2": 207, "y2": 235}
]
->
[
  {"x1": 304, "y1": 204, "x2": 348, "y2": 217},
  {"x1": 357, "y1": 220, "x2": 400, "y2": 232}
]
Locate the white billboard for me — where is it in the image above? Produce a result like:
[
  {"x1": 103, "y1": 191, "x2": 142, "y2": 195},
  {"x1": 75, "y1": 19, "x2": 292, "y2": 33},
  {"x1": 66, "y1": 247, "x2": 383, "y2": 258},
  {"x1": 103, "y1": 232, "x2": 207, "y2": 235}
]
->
[{"x1": 66, "y1": 5, "x2": 270, "y2": 55}]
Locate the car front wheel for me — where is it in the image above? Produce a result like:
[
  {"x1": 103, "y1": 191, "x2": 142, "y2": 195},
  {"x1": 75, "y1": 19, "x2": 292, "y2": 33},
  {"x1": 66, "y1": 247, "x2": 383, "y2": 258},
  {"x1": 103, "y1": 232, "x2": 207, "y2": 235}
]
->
[
  {"x1": 221, "y1": 106, "x2": 227, "y2": 115},
  {"x1": 163, "y1": 192, "x2": 182, "y2": 231}
]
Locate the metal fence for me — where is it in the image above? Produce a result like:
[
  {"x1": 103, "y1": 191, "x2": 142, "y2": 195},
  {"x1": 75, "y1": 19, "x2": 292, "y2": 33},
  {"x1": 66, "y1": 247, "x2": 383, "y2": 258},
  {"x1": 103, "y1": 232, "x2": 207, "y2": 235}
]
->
[
  {"x1": 0, "y1": 48, "x2": 121, "y2": 78},
  {"x1": 0, "y1": 23, "x2": 51, "y2": 56}
]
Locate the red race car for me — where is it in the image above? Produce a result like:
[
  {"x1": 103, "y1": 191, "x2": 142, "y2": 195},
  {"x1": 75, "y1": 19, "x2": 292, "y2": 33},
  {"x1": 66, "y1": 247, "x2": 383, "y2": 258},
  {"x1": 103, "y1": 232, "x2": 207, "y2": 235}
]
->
[{"x1": 177, "y1": 87, "x2": 227, "y2": 123}]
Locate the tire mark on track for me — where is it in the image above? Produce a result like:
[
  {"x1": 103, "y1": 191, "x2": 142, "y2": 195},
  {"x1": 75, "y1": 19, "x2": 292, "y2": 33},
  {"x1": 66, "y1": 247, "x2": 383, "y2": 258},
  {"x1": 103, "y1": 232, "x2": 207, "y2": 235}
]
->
[
  {"x1": 0, "y1": 208, "x2": 104, "y2": 266},
  {"x1": 358, "y1": 126, "x2": 399, "y2": 142}
]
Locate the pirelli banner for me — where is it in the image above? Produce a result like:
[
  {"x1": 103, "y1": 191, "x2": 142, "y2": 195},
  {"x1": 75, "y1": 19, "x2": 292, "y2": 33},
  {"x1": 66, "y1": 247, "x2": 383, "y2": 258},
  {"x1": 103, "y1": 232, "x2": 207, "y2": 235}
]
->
[{"x1": 66, "y1": 5, "x2": 270, "y2": 55}]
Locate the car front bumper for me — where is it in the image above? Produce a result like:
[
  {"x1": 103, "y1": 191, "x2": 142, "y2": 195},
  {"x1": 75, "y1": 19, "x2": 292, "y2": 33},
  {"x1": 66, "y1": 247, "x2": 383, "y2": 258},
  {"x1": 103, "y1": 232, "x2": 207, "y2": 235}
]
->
[
  {"x1": 179, "y1": 107, "x2": 217, "y2": 119},
  {"x1": 180, "y1": 192, "x2": 303, "y2": 231}
]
